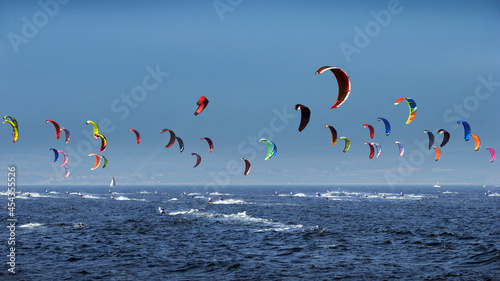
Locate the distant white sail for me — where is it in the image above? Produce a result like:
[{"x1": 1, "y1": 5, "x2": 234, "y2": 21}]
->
[
  {"x1": 433, "y1": 181, "x2": 440, "y2": 188},
  {"x1": 110, "y1": 176, "x2": 116, "y2": 187}
]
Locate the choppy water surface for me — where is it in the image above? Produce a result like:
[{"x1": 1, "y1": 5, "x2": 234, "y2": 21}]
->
[{"x1": 2, "y1": 185, "x2": 499, "y2": 280}]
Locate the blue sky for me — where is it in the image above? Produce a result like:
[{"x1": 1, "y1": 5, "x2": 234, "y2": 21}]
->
[{"x1": 1, "y1": 0, "x2": 499, "y2": 187}]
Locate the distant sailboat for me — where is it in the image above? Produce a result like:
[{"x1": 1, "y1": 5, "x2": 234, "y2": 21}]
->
[
  {"x1": 110, "y1": 176, "x2": 116, "y2": 187},
  {"x1": 433, "y1": 181, "x2": 441, "y2": 188}
]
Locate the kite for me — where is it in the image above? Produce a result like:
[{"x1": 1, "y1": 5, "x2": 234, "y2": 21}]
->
[
  {"x1": 176, "y1": 137, "x2": 184, "y2": 153},
  {"x1": 259, "y1": 138, "x2": 277, "y2": 160},
  {"x1": 394, "y1": 141, "x2": 404, "y2": 156},
  {"x1": 46, "y1": 119, "x2": 61, "y2": 139},
  {"x1": 457, "y1": 120, "x2": 471, "y2": 141},
  {"x1": 437, "y1": 129, "x2": 450, "y2": 147},
  {"x1": 295, "y1": 104, "x2": 310, "y2": 132},
  {"x1": 241, "y1": 158, "x2": 251, "y2": 176},
  {"x1": 191, "y1": 153, "x2": 201, "y2": 168},
  {"x1": 424, "y1": 130, "x2": 435, "y2": 150},
  {"x1": 201, "y1": 137, "x2": 214, "y2": 153},
  {"x1": 194, "y1": 96, "x2": 209, "y2": 116},
  {"x1": 363, "y1": 124, "x2": 374, "y2": 139},
  {"x1": 486, "y1": 148, "x2": 495, "y2": 162},
  {"x1": 315, "y1": 66, "x2": 351, "y2": 109},
  {"x1": 340, "y1": 136, "x2": 350, "y2": 153},
  {"x1": 394, "y1": 97, "x2": 417, "y2": 124},
  {"x1": 377, "y1": 117, "x2": 391, "y2": 136},
  {"x1": 365, "y1": 142, "x2": 375, "y2": 159},
  {"x1": 88, "y1": 153, "x2": 101, "y2": 170},
  {"x1": 160, "y1": 129, "x2": 176, "y2": 148},
  {"x1": 129, "y1": 128, "x2": 141, "y2": 144},
  {"x1": 325, "y1": 125, "x2": 338, "y2": 146}
]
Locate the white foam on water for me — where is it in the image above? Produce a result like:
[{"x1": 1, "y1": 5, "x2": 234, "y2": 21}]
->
[
  {"x1": 20, "y1": 223, "x2": 44, "y2": 229},
  {"x1": 114, "y1": 196, "x2": 146, "y2": 201},
  {"x1": 211, "y1": 198, "x2": 247, "y2": 205},
  {"x1": 168, "y1": 209, "x2": 199, "y2": 216},
  {"x1": 80, "y1": 195, "x2": 106, "y2": 199}
]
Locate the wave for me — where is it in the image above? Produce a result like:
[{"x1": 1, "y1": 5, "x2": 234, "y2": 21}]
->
[
  {"x1": 207, "y1": 192, "x2": 231, "y2": 196},
  {"x1": 211, "y1": 199, "x2": 246, "y2": 205},
  {"x1": 114, "y1": 196, "x2": 146, "y2": 201},
  {"x1": 20, "y1": 223, "x2": 44, "y2": 229},
  {"x1": 168, "y1": 209, "x2": 304, "y2": 232},
  {"x1": 168, "y1": 209, "x2": 199, "y2": 216},
  {"x1": 80, "y1": 195, "x2": 106, "y2": 200}
]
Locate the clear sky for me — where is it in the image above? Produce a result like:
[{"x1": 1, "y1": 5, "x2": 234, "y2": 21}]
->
[{"x1": 1, "y1": 0, "x2": 499, "y2": 187}]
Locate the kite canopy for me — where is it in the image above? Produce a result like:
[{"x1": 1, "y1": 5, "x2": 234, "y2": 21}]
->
[
  {"x1": 363, "y1": 123, "x2": 374, "y2": 139},
  {"x1": 470, "y1": 134, "x2": 481, "y2": 151},
  {"x1": 46, "y1": 119, "x2": 61, "y2": 139},
  {"x1": 486, "y1": 148, "x2": 495, "y2": 162},
  {"x1": 315, "y1": 66, "x2": 351, "y2": 109},
  {"x1": 3, "y1": 120, "x2": 19, "y2": 143},
  {"x1": 424, "y1": 130, "x2": 435, "y2": 150},
  {"x1": 201, "y1": 137, "x2": 214, "y2": 153},
  {"x1": 294, "y1": 104, "x2": 310, "y2": 132},
  {"x1": 437, "y1": 129, "x2": 450, "y2": 147},
  {"x1": 340, "y1": 136, "x2": 350, "y2": 153},
  {"x1": 86, "y1": 120, "x2": 99, "y2": 139},
  {"x1": 433, "y1": 146, "x2": 441, "y2": 161},
  {"x1": 372, "y1": 142, "x2": 382, "y2": 158},
  {"x1": 175, "y1": 137, "x2": 184, "y2": 153},
  {"x1": 60, "y1": 128, "x2": 70, "y2": 143},
  {"x1": 194, "y1": 96, "x2": 209, "y2": 116},
  {"x1": 160, "y1": 129, "x2": 176, "y2": 148},
  {"x1": 191, "y1": 153, "x2": 201, "y2": 168},
  {"x1": 457, "y1": 120, "x2": 471, "y2": 141},
  {"x1": 259, "y1": 139, "x2": 277, "y2": 160},
  {"x1": 3, "y1": 116, "x2": 18, "y2": 127},
  {"x1": 129, "y1": 128, "x2": 141, "y2": 144},
  {"x1": 88, "y1": 153, "x2": 101, "y2": 170},
  {"x1": 101, "y1": 156, "x2": 108, "y2": 168},
  {"x1": 377, "y1": 117, "x2": 391, "y2": 136},
  {"x1": 394, "y1": 97, "x2": 417, "y2": 124},
  {"x1": 365, "y1": 142, "x2": 375, "y2": 159},
  {"x1": 325, "y1": 125, "x2": 338, "y2": 146},
  {"x1": 63, "y1": 166, "x2": 70, "y2": 179},
  {"x1": 95, "y1": 133, "x2": 107, "y2": 153},
  {"x1": 49, "y1": 148, "x2": 59, "y2": 163},
  {"x1": 58, "y1": 150, "x2": 69, "y2": 167},
  {"x1": 241, "y1": 158, "x2": 251, "y2": 176},
  {"x1": 394, "y1": 141, "x2": 404, "y2": 156}
]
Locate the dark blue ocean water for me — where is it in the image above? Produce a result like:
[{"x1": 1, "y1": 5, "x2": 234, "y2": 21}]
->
[{"x1": 2, "y1": 185, "x2": 499, "y2": 280}]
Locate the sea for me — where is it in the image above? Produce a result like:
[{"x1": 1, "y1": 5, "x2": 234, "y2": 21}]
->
[{"x1": 1, "y1": 185, "x2": 499, "y2": 280}]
